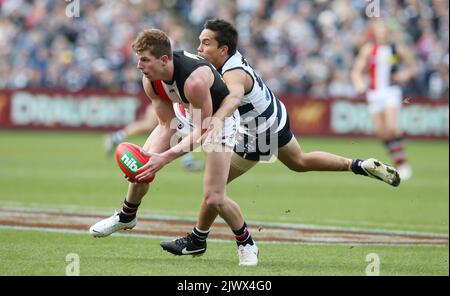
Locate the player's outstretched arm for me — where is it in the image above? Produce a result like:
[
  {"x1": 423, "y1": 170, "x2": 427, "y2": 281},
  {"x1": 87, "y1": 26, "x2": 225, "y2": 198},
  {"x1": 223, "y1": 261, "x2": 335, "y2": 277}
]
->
[
  {"x1": 198, "y1": 69, "x2": 246, "y2": 143},
  {"x1": 213, "y1": 70, "x2": 247, "y2": 121}
]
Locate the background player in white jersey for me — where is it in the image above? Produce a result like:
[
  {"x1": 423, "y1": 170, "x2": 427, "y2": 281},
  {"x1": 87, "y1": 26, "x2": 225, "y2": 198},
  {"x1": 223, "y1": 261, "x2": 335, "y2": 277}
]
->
[
  {"x1": 352, "y1": 19, "x2": 416, "y2": 180},
  {"x1": 103, "y1": 103, "x2": 204, "y2": 172},
  {"x1": 159, "y1": 19, "x2": 401, "y2": 260},
  {"x1": 89, "y1": 28, "x2": 259, "y2": 266}
]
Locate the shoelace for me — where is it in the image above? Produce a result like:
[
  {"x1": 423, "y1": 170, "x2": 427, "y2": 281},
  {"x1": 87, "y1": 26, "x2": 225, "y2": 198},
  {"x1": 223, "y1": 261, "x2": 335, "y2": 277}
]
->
[
  {"x1": 175, "y1": 233, "x2": 194, "y2": 246},
  {"x1": 102, "y1": 211, "x2": 121, "y2": 226},
  {"x1": 239, "y1": 246, "x2": 250, "y2": 256},
  {"x1": 238, "y1": 245, "x2": 256, "y2": 257}
]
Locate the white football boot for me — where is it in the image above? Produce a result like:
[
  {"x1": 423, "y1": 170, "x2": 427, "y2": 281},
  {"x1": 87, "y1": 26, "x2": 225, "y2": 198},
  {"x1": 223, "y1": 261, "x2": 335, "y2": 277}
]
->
[
  {"x1": 238, "y1": 243, "x2": 259, "y2": 266},
  {"x1": 89, "y1": 211, "x2": 137, "y2": 237},
  {"x1": 361, "y1": 158, "x2": 401, "y2": 187}
]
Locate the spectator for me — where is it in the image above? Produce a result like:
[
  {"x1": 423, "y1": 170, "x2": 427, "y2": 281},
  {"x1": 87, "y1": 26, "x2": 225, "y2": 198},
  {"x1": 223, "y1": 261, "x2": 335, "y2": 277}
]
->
[{"x1": 0, "y1": 0, "x2": 448, "y2": 99}]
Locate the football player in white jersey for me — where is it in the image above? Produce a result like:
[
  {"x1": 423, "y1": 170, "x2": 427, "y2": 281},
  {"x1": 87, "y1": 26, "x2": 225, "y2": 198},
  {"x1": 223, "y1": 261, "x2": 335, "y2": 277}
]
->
[
  {"x1": 160, "y1": 19, "x2": 401, "y2": 262},
  {"x1": 352, "y1": 19, "x2": 416, "y2": 180}
]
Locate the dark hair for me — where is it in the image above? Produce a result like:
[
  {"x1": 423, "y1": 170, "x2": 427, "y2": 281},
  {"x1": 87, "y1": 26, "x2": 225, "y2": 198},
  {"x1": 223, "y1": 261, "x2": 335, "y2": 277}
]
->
[{"x1": 204, "y1": 19, "x2": 238, "y2": 56}]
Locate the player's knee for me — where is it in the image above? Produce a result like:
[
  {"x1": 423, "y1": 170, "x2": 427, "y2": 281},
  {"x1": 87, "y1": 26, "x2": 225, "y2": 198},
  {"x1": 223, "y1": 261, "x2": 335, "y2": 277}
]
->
[
  {"x1": 204, "y1": 191, "x2": 225, "y2": 210},
  {"x1": 288, "y1": 160, "x2": 309, "y2": 172},
  {"x1": 374, "y1": 129, "x2": 388, "y2": 140},
  {"x1": 282, "y1": 155, "x2": 309, "y2": 172},
  {"x1": 385, "y1": 129, "x2": 399, "y2": 140}
]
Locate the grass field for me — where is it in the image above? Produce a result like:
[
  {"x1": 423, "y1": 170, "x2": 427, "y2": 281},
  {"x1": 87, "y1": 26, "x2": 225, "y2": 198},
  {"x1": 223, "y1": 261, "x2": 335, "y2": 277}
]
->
[
  {"x1": 0, "y1": 229, "x2": 447, "y2": 276},
  {"x1": 0, "y1": 131, "x2": 448, "y2": 276}
]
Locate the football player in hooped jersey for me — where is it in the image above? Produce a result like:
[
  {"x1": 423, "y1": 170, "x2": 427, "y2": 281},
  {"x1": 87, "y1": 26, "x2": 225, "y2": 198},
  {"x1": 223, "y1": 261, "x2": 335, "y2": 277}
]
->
[
  {"x1": 89, "y1": 28, "x2": 260, "y2": 266},
  {"x1": 352, "y1": 19, "x2": 416, "y2": 180},
  {"x1": 159, "y1": 19, "x2": 402, "y2": 261}
]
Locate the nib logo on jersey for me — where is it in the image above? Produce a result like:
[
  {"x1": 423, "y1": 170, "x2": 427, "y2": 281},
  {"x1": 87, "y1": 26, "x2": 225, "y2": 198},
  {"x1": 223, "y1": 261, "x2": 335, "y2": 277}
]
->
[{"x1": 120, "y1": 150, "x2": 143, "y2": 173}]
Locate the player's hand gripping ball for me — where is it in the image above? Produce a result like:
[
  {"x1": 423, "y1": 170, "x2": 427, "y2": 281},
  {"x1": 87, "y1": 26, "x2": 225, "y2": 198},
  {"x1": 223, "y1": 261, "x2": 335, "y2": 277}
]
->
[{"x1": 115, "y1": 142, "x2": 155, "y2": 183}]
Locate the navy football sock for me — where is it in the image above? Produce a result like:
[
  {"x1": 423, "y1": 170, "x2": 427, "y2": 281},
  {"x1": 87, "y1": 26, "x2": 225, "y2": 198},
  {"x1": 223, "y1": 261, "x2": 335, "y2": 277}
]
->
[
  {"x1": 119, "y1": 199, "x2": 140, "y2": 223},
  {"x1": 191, "y1": 227, "x2": 209, "y2": 243},
  {"x1": 233, "y1": 222, "x2": 254, "y2": 246},
  {"x1": 351, "y1": 159, "x2": 368, "y2": 176}
]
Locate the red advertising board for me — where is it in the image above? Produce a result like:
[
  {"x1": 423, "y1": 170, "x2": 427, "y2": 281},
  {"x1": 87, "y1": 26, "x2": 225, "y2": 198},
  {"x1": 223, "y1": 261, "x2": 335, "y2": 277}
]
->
[
  {"x1": 0, "y1": 89, "x2": 448, "y2": 139},
  {"x1": 281, "y1": 94, "x2": 448, "y2": 139},
  {"x1": 0, "y1": 89, "x2": 149, "y2": 131}
]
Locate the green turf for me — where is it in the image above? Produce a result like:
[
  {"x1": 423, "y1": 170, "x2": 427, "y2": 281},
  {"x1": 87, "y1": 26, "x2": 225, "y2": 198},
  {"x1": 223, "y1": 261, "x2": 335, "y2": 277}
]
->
[
  {"x1": 0, "y1": 131, "x2": 448, "y2": 275},
  {"x1": 0, "y1": 229, "x2": 447, "y2": 276},
  {"x1": 0, "y1": 131, "x2": 447, "y2": 233}
]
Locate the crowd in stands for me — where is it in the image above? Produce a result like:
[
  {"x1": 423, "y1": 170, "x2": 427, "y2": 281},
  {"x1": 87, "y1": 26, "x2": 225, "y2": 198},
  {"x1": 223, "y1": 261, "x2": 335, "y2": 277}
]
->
[{"x1": 1, "y1": 0, "x2": 448, "y2": 99}]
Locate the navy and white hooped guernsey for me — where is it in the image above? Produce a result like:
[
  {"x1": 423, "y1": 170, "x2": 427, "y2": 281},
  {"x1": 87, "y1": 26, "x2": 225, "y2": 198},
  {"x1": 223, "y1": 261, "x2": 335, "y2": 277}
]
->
[{"x1": 219, "y1": 51, "x2": 293, "y2": 161}]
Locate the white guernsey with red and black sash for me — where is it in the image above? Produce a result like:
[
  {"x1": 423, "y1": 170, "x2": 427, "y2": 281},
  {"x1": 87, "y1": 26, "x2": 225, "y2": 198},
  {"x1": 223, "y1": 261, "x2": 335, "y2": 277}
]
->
[{"x1": 366, "y1": 43, "x2": 403, "y2": 114}]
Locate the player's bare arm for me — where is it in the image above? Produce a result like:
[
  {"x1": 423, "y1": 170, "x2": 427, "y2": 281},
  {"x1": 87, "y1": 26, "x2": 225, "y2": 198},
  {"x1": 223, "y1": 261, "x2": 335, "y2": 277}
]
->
[
  {"x1": 178, "y1": 66, "x2": 214, "y2": 149},
  {"x1": 212, "y1": 70, "x2": 248, "y2": 120},
  {"x1": 351, "y1": 43, "x2": 372, "y2": 95},
  {"x1": 155, "y1": 66, "x2": 214, "y2": 167},
  {"x1": 199, "y1": 69, "x2": 247, "y2": 143},
  {"x1": 392, "y1": 44, "x2": 417, "y2": 84},
  {"x1": 135, "y1": 77, "x2": 177, "y2": 181}
]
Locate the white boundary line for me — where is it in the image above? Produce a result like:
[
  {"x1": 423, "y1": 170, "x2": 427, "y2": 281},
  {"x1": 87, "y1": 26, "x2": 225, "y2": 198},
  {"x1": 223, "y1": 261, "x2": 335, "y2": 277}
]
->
[
  {"x1": 0, "y1": 225, "x2": 447, "y2": 248},
  {"x1": 0, "y1": 206, "x2": 447, "y2": 239}
]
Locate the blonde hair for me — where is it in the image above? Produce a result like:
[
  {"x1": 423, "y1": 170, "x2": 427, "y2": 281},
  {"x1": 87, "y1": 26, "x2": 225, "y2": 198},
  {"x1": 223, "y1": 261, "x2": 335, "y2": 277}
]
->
[{"x1": 131, "y1": 29, "x2": 172, "y2": 59}]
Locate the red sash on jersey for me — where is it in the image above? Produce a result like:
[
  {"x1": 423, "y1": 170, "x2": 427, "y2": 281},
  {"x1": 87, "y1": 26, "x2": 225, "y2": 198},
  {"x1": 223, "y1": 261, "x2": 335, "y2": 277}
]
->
[
  {"x1": 152, "y1": 80, "x2": 173, "y2": 104},
  {"x1": 369, "y1": 45, "x2": 378, "y2": 90},
  {"x1": 177, "y1": 102, "x2": 187, "y2": 117},
  {"x1": 152, "y1": 80, "x2": 188, "y2": 119}
]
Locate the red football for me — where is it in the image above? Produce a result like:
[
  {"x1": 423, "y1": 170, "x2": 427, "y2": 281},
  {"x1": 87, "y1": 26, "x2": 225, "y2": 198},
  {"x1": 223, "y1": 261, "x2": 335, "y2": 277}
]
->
[{"x1": 115, "y1": 142, "x2": 155, "y2": 183}]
